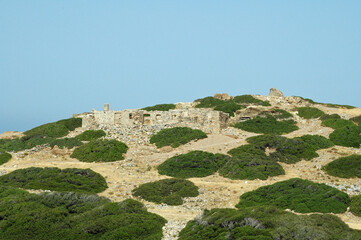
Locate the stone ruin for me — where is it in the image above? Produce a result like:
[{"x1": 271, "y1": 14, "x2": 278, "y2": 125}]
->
[{"x1": 74, "y1": 103, "x2": 230, "y2": 145}]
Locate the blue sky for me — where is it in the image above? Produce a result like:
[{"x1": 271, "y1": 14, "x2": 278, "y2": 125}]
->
[{"x1": 1, "y1": 1, "x2": 360, "y2": 133}]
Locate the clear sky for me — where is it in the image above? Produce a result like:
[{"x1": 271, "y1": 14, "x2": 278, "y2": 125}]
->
[{"x1": 1, "y1": 1, "x2": 360, "y2": 133}]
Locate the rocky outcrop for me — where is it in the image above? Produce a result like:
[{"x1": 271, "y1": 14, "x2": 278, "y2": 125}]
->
[{"x1": 269, "y1": 88, "x2": 284, "y2": 97}]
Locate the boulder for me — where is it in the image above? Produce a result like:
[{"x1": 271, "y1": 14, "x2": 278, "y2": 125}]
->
[{"x1": 269, "y1": 88, "x2": 284, "y2": 97}]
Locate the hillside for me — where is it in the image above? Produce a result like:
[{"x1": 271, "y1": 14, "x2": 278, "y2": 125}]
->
[{"x1": 1, "y1": 89, "x2": 361, "y2": 240}]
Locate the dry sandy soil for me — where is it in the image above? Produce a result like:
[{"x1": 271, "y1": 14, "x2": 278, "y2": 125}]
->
[{"x1": 1, "y1": 103, "x2": 361, "y2": 239}]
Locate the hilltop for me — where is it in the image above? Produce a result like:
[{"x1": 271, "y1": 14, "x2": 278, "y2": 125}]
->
[{"x1": 0, "y1": 88, "x2": 361, "y2": 240}]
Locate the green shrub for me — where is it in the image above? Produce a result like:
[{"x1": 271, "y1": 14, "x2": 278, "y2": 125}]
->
[
  {"x1": 293, "y1": 134, "x2": 334, "y2": 150},
  {"x1": 322, "y1": 155, "x2": 361, "y2": 178},
  {"x1": 233, "y1": 95, "x2": 271, "y2": 106},
  {"x1": 268, "y1": 109, "x2": 293, "y2": 119},
  {"x1": 150, "y1": 127, "x2": 207, "y2": 148},
  {"x1": 234, "y1": 116, "x2": 298, "y2": 135},
  {"x1": 158, "y1": 151, "x2": 230, "y2": 178},
  {"x1": 0, "y1": 186, "x2": 166, "y2": 240},
  {"x1": 142, "y1": 103, "x2": 176, "y2": 111},
  {"x1": 0, "y1": 136, "x2": 82, "y2": 152},
  {"x1": 179, "y1": 206, "x2": 361, "y2": 240},
  {"x1": 236, "y1": 178, "x2": 350, "y2": 213},
  {"x1": 218, "y1": 153, "x2": 285, "y2": 180},
  {"x1": 0, "y1": 167, "x2": 107, "y2": 194},
  {"x1": 75, "y1": 130, "x2": 106, "y2": 141},
  {"x1": 24, "y1": 118, "x2": 82, "y2": 138},
  {"x1": 47, "y1": 137, "x2": 83, "y2": 149},
  {"x1": 350, "y1": 195, "x2": 361, "y2": 217},
  {"x1": 132, "y1": 178, "x2": 199, "y2": 205},
  {"x1": 350, "y1": 115, "x2": 361, "y2": 125},
  {"x1": 194, "y1": 96, "x2": 224, "y2": 108},
  {"x1": 321, "y1": 119, "x2": 356, "y2": 129},
  {"x1": 195, "y1": 97, "x2": 246, "y2": 116},
  {"x1": 246, "y1": 135, "x2": 319, "y2": 163},
  {"x1": 213, "y1": 101, "x2": 245, "y2": 117},
  {"x1": 320, "y1": 113, "x2": 341, "y2": 121},
  {"x1": 0, "y1": 150, "x2": 11, "y2": 165},
  {"x1": 228, "y1": 144, "x2": 266, "y2": 157},
  {"x1": 297, "y1": 107, "x2": 325, "y2": 119},
  {"x1": 71, "y1": 139, "x2": 128, "y2": 162},
  {"x1": 329, "y1": 125, "x2": 361, "y2": 148}
]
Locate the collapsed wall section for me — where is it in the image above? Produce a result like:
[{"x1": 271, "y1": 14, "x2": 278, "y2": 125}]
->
[{"x1": 75, "y1": 107, "x2": 229, "y2": 145}]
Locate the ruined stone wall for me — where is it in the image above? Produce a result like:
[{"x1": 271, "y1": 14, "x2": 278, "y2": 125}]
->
[{"x1": 75, "y1": 106, "x2": 229, "y2": 145}]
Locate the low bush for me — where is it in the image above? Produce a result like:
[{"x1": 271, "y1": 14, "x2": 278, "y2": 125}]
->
[
  {"x1": 246, "y1": 135, "x2": 319, "y2": 163},
  {"x1": 0, "y1": 167, "x2": 107, "y2": 194},
  {"x1": 132, "y1": 178, "x2": 199, "y2": 205},
  {"x1": 320, "y1": 113, "x2": 341, "y2": 121},
  {"x1": 350, "y1": 115, "x2": 361, "y2": 125},
  {"x1": 0, "y1": 150, "x2": 11, "y2": 165},
  {"x1": 0, "y1": 136, "x2": 82, "y2": 152},
  {"x1": 213, "y1": 101, "x2": 245, "y2": 117},
  {"x1": 194, "y1": 96, "x2": 225, "y2": 108},
  {"x1": 323, "y1": 103, "x2": 356, "y2": 109},
  {"x1": 236, "y1": 178, "x2": 350, "y2": 213},
  {"x1": 297, "y1": 107, "x2": 325, "y2": 119},
  {"x1": 0, "y1": 186, "x2": 166, "y2": 239},
  {"x1": 142, "y1": 103, "x2": 176, "y2": 111},
  {"x1": 158, "y1": 151, "x2": 230, "y2": 178},
  {"x1": 71, "y1": 139, "x2": 128, "y2": 162},
  {"x1": 322, "y1": 155, "x2": 361, "y2": 178},
  {"x1": 233, "y1": 95, "x2": 271, "y2": 106},
  {"x1": 293, "y1": 134, "x2": 334, "y2": 150},
  {"x1": 329, "y1": 125, "x2": 361, "y2": 148},
  {"x1": 321, "y1": 119, "x2": 356, "y2": 129},
  {"x1": 25, "y1": 118, "x2": 82, "y2": 138},
  {"x1": 195, "y1": 96, "x2": 246, "y2": 116},
  {"x1": 218, "y1": 153, "x2": 285, "y2": 180},
  {"x1": 350, "y1": 195, "x2": 361, "y2": 217},
  {"x1": 179, "y1": 206, "x2": 361, "y2": 240},
  {"x1": 268, "y1": 109, "x2": 293, "y2": 119},
  {"x1": 150, "y1": 127, "x2": 207, "y2": 148},
  {"x1": 228, "y1": 144, "x2": 266, "y2": 157},
  {"x1": 75, "y1": 130, "x2": 106, "y2": 141},
  {"x1": 234, "y1": 116, "x2": 298, "y2": 135}
]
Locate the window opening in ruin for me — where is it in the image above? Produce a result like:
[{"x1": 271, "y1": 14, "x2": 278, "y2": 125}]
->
[
  {"x1": 129, "y1": 113, "x2": 133, "y2": 119},
  {"x1": 156, "y1": 114, "x2": 161, "y2": 120}
]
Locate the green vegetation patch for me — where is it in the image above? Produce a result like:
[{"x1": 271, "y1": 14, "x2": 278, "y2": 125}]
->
[
  {"x1": 297, "y1": 107, "x2": 325, "y2": 119},
  {"x1": 233, "y1": 116, "x2": 298, "y2": 134},
  {"x1": 320, "y1": 113, "x2": 341, "y2": 121},
  {"x1": 179, "y1": 206, "x2": 361, "y2": 240},
  {"x1": 329, "y1": 125, "x2": 361, "y2": 148},
  {"x1": 350, "y1": 195, "x2": 361, "y2": 217},
  {"x1": 322, "y1": 155, "x2": 361, "y2": 178},
  {"x1": 293, "y1": 134, "x2": 334, "y2": 150},
  {"x1": 213, "y1": 101, "x2": 244, "y2": 117},
  {"x1": 150, "y1": 127, "x2": 207, "y2": 148},
  {"x1": 321, "y1": 119, "x2": 356, "y2": 129},
  {"x1": 236, "y1": 178, "x2": 350, "y2": 213},
  {"x1": 25, "y1": 118, "x2": 82, "y2": 138},
  {"x1": 0, "y1": 136, "x2": 83, "y2": 152},
  {"x1": 0, "y1": 187, "x2": 166, "y2": 240},
  {"x1": 228, "y1": 144, "x2": 267, "y2": 157},
  {"x1": 233, "y1": 94, "x2": 271, "y2": 106},
  {"x1": 247, "y1": 135, "x2": 319, "y2": 163},
  {"x1": 350, "y1": 115, "x2": 361, "y2": 125},
  {"x1": 0, "y1": 167, "x2": 107, "y2": 194},
  {"x1": 0, "y1": 150, "x2": 11, "y2": 165},
  {"x1": 194, "y1": 96, "x2": 246, "y2": 116},
  {"x1": 218, "y1": 153, "x2": 285, "y2": 180},
  {"x1": 142, "y1": 103, "x2": 176, "y2": 111},
  {"x1": 158, "y1": 150, "x2": 230, "y2": 178},
  {"x1": 132, "y1": 178, "x2": 199, "y2": 205},
  {"x1": 75, "y1": 130, "x2": 106, "y2": 141},
  {"x1": 71, "y1": 139, "x2": 128, "y2": 162}
]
